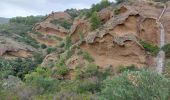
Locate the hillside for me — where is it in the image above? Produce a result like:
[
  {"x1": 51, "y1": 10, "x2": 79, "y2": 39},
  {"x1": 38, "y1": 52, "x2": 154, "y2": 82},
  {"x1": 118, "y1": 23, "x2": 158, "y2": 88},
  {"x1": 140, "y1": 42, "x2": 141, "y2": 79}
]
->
[
  {"x1": 0, "y1": 0, "x2": 170, "y2": 99},
  {"x1": 0, "y1": 17, "x2": 9, "y2": 24}
]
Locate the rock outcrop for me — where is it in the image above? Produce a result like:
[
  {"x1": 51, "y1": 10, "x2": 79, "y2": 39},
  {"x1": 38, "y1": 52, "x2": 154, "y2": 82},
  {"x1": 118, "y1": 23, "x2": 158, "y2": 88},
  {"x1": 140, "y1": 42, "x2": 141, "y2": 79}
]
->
[
  {"x1": 0, "y1": 34, "x2": 34, "y2": 58},
  {"x1": 77, "y1": 1, "x2": 168, "y2": 68},
  {"x1": 40, "y1": 0, "x2": 170, "y2": 68},
  {"x1": 70, "y1": 17, "x2": 91, "y2": 43}
]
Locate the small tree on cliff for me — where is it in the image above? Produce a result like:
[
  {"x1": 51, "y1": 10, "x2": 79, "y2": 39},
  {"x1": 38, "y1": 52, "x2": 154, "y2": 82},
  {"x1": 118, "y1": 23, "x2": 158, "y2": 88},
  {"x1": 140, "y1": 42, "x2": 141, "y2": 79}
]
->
[
  {"x1": 90, "y1": 11, "x2": 101, "y2": 30},
  {"x1": 116, "y1": 0, "x2": 129, "y2": 4}
]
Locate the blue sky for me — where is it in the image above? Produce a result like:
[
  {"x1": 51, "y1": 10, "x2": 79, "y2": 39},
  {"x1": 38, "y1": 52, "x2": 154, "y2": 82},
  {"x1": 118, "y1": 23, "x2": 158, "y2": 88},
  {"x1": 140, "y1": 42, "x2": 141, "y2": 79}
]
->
[{"x1": 0, "y1": 0, "x2": 115, "y2": 18}]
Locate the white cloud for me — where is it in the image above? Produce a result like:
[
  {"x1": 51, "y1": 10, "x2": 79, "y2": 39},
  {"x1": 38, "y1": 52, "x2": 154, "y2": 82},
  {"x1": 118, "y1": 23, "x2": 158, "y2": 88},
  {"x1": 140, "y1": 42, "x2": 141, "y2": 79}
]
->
[{"x1": 0, "y1": 0, "x2": 115, "y2": 18}]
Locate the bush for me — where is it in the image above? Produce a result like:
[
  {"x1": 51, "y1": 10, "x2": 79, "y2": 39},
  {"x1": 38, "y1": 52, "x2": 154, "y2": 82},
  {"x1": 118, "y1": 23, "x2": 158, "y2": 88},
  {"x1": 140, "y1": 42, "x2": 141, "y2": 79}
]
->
[
  {"x1": 65, "y1": 48, "x2": 75, "y2": 59},
  {"x1": 164, "y1": 60, "x2": 170, "y2": 78},
  {"x1": 50, "y1": 19, "x2": 72, "y2": 29},
  {"x1": 56, "y1": 57, "x2": 68, "y2": 76},
  {"x1": 116, "y1": 0, "x2": 129, "y2": 4},
  {"x1": 90, "y1": 12, "x2": 101, "y2": 30},
  {"x1": 100, "y1": 70, "x2": 170, "y2": 100},
  {"x1": 41, "y1": 44, "x2": 47, "y2": 49},
  {"x1": 60, "y1": 79, "x2": 100, "y2": 94},
  {"x1": 82, "y1": 52, "x2": 95, "y2": 62},
  {"x1": 0, "y1": 55, "x2": 43, "y2": 80},
  {"x1": 86, "y1": 0, "x2": 111, "y2": 17},
  {"x1": 114, "y1": 8, "x2": 121, "y2": 15},
  {"x1": 25, "y1": 67, "x2": 60, "y2": 93},
  {"x1": 162, "y1": 43, "x2": 170, "y2": 57},
  {"x1": 54, "y1": 90, "x2": 98, "y2": 100},
  {"x1": 117, "y1": 65, "x2": 140, "y2": 73},
  {"x1": 64, "y1": 36, "x2": 72, "y2": 50},
  {"x1": 79, "y1": 31, "x2": 84, "y2": 42},
  {"x1": 85, "y1": 63, "x2": 98, "y2": 77},
  {"x1": 46, "y1": 47, "x2": 57, "y2": 54},
  {"x1": 140, "y1": 40, "x2": 159, "y2": 56}
]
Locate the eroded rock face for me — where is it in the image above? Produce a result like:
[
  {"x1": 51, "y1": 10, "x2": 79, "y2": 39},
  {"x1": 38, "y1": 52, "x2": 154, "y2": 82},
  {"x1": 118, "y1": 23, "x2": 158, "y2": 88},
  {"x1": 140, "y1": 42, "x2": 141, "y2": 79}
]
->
[
  {"x1": 98, "y1": 7, "x2": 114, "y2": 22},
  {"x1": 44, "y1": 12, "x2": 72, "y2": 22},
  {"x1": 162, "y1": 1, "x2": 170, "y2": 43},
  {"x1": 40, "y1": 1, "x2": 170, "y2": 68},
  {"x1": 29, "y1": 32, "x2": 59, "y2": 47},
  {"x1": 81, "y1": 34, "x2": 149, "y2": 68},
  {"x1": 35, "y1": 22, "x2": 68, "y2": 37},
  {"x1": 41, "y1": 52, "x2": 59, "y2": 68},
  {"x1": 34, "y1": 12, "x2": 72, "y2": 39},
  {"x1": 33, "y1": 12, "x2": 74, "y2": 47},
  {"x1": 70, "y1": 17, "x2": 91, "y2": 43},
  {"x1": 78, "y1": 1, "x2": 168, "y2": 68},
  {"x1": 0, "y1": 35, "x2": 34, "y2": 58}
]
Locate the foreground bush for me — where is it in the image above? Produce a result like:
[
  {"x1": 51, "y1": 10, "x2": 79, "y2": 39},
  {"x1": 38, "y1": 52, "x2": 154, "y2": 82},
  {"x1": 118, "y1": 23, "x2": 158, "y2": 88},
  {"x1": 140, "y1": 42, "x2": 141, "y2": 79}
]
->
[
  {"x1": 25, "y1": 67, "x2": 60, "y2": 94},
  {"x1": 100, "y1": 70, "x2": 170, "y2": 100}
]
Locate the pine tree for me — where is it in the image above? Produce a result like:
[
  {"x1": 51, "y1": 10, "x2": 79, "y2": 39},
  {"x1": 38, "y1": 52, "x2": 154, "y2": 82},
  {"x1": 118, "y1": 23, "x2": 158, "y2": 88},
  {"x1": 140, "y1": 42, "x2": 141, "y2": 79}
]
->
[{"x1": 90, "y1": 12, "x2": 101, "y2": 30}]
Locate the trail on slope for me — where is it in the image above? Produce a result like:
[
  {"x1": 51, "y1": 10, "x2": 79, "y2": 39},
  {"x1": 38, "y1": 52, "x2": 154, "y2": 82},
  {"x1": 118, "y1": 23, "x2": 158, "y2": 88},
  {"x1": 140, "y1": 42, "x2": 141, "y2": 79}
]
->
[{"x1": 156, "y1": 5, "x2": 166, "y2": 74}]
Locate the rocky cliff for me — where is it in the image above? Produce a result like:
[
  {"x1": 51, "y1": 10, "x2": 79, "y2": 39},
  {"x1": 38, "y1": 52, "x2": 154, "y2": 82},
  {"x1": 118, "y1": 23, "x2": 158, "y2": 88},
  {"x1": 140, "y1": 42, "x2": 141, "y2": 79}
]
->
[{"x1": 36, "y1": 0, "x2": 170, "y2": 69}]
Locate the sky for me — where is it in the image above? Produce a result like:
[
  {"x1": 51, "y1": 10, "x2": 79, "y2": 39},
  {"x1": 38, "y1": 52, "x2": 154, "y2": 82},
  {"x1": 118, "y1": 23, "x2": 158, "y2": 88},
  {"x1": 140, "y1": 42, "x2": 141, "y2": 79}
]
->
[{"x1": 0, "y1": 0, "x2": 115, "y2": 18}]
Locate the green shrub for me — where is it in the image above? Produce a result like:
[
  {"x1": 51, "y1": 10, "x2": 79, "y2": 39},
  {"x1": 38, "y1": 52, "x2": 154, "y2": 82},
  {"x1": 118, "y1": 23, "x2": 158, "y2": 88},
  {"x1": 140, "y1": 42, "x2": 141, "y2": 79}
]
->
[
  {"x1": 41, "y1": 44, "x2": 47, "y2": 49},
  {"x1": 56, "y1": 57, "x2": 68, "y2": 76},
  {"x1": 164, "y1": 60, "x2": 170, "y2": 78},
  {"x1": 117, "y1": 65, "x2": 140, "y2": 73},
  {"x1": 46, "y1": 47, "x2": 57, "y2": 54},
  {"x1": 76, "y1": 79, "x2": 100, "y2": 93},
  {"x1": 25, "y1": 67, "x2": 60, "y2": 93},
  {"x1": 79, "y1": 31, "x2": 84, "y2": 42},
  {"x1": 114, "y1": 8, "x2": 121, "y2": 15},
  {"x1": 140, "y1": 40, "x2": 159, "y2": 56},
  {"x1": 82, "y1": 52, "x2": 95, "y2": 62},
  {"x1": 86, "y1": 0, "x2": 111, "y2": 17},
  {"x1": 64, "y1": 36, "x2": 72, "y2": 50},
  {"x1": 116, "y1": 0, "x2": 129, "y2": 4},
  {"x1": 100, "y1": 70, "x2": 170, "y2": 100},
  {"x1": 0, "y1": 55, "x2": 43, "y2": 80},
  {"x1": 162, "y1": 43, "x2": 170, "y2": 57},
  {"x1": 54, "y1": 90, "x2": 98, "y2": 100},
  {"x1": 50, "y1": 19, "x2": 72, "y2": 29},
  {"x1": 60, "y1": 79, "x2": 100, "y2": 94},
  {"x1": 90, "y1": 11, "x2": 101, "y2": 30},
  {"x1": 64, "y1": 8, "x2": 79, "y2": 20},
  {"x1": 85, "y1": 63, "x2": 98, "y2": 77},
  {"x1": 65, "y1": 48, "x2": 75, "y2": 59}
]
